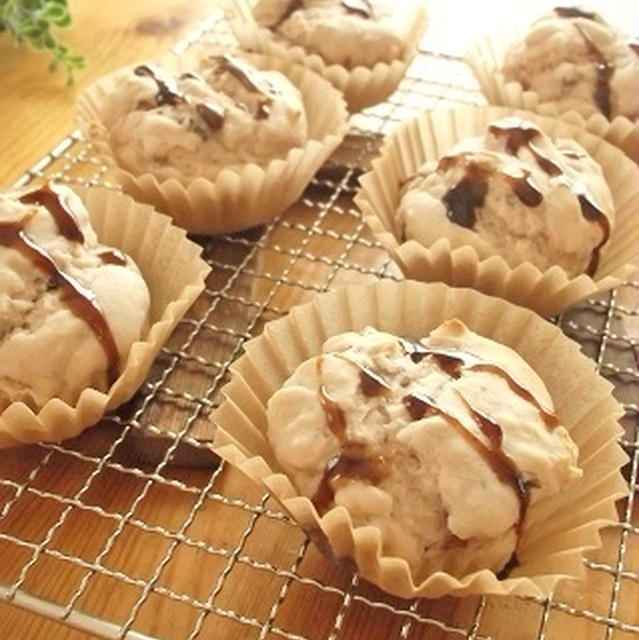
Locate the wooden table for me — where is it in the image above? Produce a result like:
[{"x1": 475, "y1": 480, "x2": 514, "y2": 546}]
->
[
  {"x1": 0, "y1": 3, "x2": 212, "y2": 636},
  {"x1": 0, "y1": 2, "x2": 637, "y2": 640}
]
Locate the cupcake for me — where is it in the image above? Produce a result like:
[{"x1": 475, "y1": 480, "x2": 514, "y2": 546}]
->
[
  {"x1": 102, "y1": 54, "x2": 308, "y2": 182},
  {"x1": 229, "y1": 0, "x2": 428, "y2": 111},
  {"x1": 355, "y1": 106, "x2": 639, "y2": 317},
  {"x1": 0, "y1": 184, "x2": 209, "y2": 447},
  {"x1": 76, "y1": 49, "x2": 348, "y2": 234},
  {"x1": 502, "y1": 7, "x2": 638, "y2": 122},
  {"x1": 465, "y1": 7, "x2": 639, "y2": 162},
  {"x1": 398, "y1": 116, "x2": 614, "y2": 277},
  {"x1": 211, "y1": 281, "x2": 626, "y2": 597},
  {"x1": 0, "y1": 183, "x2": 150, "y2": 411},
  {"x1": 267, "y1": 322, "x2": 580, "y2": 580}
]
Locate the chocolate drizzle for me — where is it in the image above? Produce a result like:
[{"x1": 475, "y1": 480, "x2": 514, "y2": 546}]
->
[
  {"x1": 489, "y1": 119, "x2": 562, "y2": 176},
  {"x1": 271, "y1": 0, "x2": 303, "y2": 28},
  {"x1": 629, "y1": 40, "x2": 639, "y2": 56},
  {"x1": 438, "y1": 153, "x2": 544, "y2": 229},
  {"x1": 341, "y1": 0, "x2": 373, "y2": 19},
  {"x1": 553, "y1": 6, "x2": 598, "y2": 20},
  {"x1": 135, "y1": 65, "x2": 228, "y2": 131},
  {"x1": 312, "y1": 449, "x2": 389, "y2": 514},
  {"x1": 212, "y1": 53, "x2": 273, "y2": 119},
  {"x1": 196, "y1": 102, "x2": 226, "y2": 130},
  {"x1": 98, "y1": 249, "x2": 127, "y2": 266},
  {"x1": 402, "y1": 387, "x2": 532, "y2": 530},
  {"x1": 318, "y1": 384, "x2": 348, "y2": 442},
  {"x1": 19, "y1": 184, "x2": 84, "y2": 243},
  {"x1": 358, "y1": 366, "x2": 391, "y2": 397},
  {"x1": 488, "y1": 117, "x2": 610, "y2": 275},
  {"x1": 574, "y1": 23, "x2": 614, "y2": 119},
  {"x1": 0, "y1": 218, "x2": 120, "y2": 382},
  {"x1": 134, "y1": 64, "x2": 185, "y2": 106},
  {"x1": 398, "y1": 338, "x2": 558, "y2": 429}
]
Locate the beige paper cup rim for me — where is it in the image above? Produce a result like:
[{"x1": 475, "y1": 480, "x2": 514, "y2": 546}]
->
[
  {"x1": 209, "y1": 280, "x2": 627, "y2": 598},
  {"x1": 0, "y1": 186, "x2": 210, "y2": 448},
  {"x1": 227, "y1": 0, "x2": 428, "y2": 112},
  {"x1": 354, "y1": 105, "x2": 639, "y2": 317},
  {"x1": 465, "y1": 32, "x2": 639, "y2": 163},
  {"x1": 75, "y1": 49, "x2": 348, "y2": 235}
]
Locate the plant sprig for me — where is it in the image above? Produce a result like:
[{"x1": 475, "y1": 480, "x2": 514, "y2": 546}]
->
[{"x1": 0, "y1": 0, "x2": 84, "y2": 83}]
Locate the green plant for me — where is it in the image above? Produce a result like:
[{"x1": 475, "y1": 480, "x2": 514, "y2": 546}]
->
[{"x1": 0, "y1": 0, "x2": 84, "y2": 82}]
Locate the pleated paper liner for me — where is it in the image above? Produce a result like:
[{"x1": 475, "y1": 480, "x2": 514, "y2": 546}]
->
[
  {"x1": 209, "y1": 281, "x2": 627, "y2": 598},
  {"x1": 0, "y1": 186, "x2": 209, "y2": 448},
  {"x1": 354, "y1": 105, "x2": 639, "y2": 318},
  {"x1": 226, "y1": 0, "x2": 428, "y2": 112},
  {"x1": 74, "y1": 50, "x2": 348, "y2": 235},
  {"x1": 465, "y1": 33, "x2": 639, "y2": 163}
]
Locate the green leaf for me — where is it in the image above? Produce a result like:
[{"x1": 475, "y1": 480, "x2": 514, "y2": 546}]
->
[{"x1": 0, "y1": 0, "x2": 83, "y2": 81}]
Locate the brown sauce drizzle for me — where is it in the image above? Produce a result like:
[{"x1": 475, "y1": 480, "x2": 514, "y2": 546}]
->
[
  {"x1": 212, "y1": 54, "x2": 273, "y2": 119},
  {"x1": 134, "y1": 64, "x2": 185, "y2": 106},
  {"x1": 341, "y1": 0, "x2": 373, "y2": 19},
  {"x1": 402, "y1": 392, "x2": 437, "y2": 420},
  {"x1": 574, "y1": 23, "x2": 614, "y2": 119},
  {"x1": 196, "y1": 102, "x2": 226, "y2": 130},
  {"x1": 497, "y1": 553, "x2": 520, "y2": 579},
  {"x1": 0, "y1": 221, "x2": 120, "y2": 382},
  {"x1": 271, "y1": 0, "x2": 303, "y2": 28},
  {"x1": 358, "y1": 367, "x2": 391, "y2": 397},
  {"x1": 471, "y1": 408, "x2": 503, "y2": 449},
  {"x1": 399, "y1": 338, "x2": 558, "y2": 429},
  {"x1": 312, "y1": 450, "x2": 389, "y2": 514},
  {"x1": 318, "y1": 384, "x2": 348, "y2": 442},
  {"x1": 489, "y1": 119, "x2": 562, "y2": 176},
  {"x1": 135, "y1": 64, "x2": 228, "y2": 132},
  {"x1": 488, "y1": 118, "x2": 610, "y2": 274},
  {"x1": 630, "y1": 40, "x2": 639, "y2": 56},
  {"x1": 438, "y1": 154, "x2": 544, "y2": 229},
  {"x1": 402, "y1": 388, "x2": 531, "y2": 530},
  {"x1": 553, "y1": 6, "x2": 598, "y2": 20},
  {"x1": 19, "y1": 184, "x2": 84, "y2": 243},
  {"x1": 98, "y1": 249, "x2": 127, "y2": 266}
]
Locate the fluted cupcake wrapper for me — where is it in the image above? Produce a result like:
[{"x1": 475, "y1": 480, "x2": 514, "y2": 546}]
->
[
  {"x1": 75, "y1": 51, "x2": 348, "y2": 235},
  {"x1": 0, "y1": 187, "x2": 210, "y2": 447},
  {"x1": 354, "y1": 105, "x2": 639, "y2": 317},
  {"x1": 465, "y1": 34, "x2": 639, "y2": 163},
  {"x1": 227, "y1": 0, "x2": 428, "y2": 113},
  {"x1": 209, "y1": 281, "x2": 627, "y2": 598}
]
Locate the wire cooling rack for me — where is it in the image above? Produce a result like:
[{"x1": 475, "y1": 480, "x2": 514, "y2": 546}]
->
[{"x1": 1, "y1": 10, "x2": 637, "y2": 640}]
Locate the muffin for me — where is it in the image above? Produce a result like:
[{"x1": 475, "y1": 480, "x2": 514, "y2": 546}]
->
[
  {"x1": 230, "y1": 0, "x2": 428, "y2": 111},
  {"x1": 502, "y1": 7, "x2": 639, "y2": 122},
  {"x1": 267, "y1": 322, "x2": 580, "y2": 579},
  {"x1": 398, "y1": 116, "x2": 614, "y2": 277},
  {"x1": 0, "y1": 183, "x2": 150, "y2": 411},
  {"x1": 252, "y1": 0, "x2": 421, "y2": 68},
  {"x1": 101, "y1": 53, "x2": 308, "y2": 182},
  {"x1": 76, "y1": 50, "x2": 348, "y2": 234},
  {"x1": 355, "y1": 106, "x2": 639, "y2": 316},
  {"x1": 210, "y1": 281, "x2": 626, "y2": 597}
]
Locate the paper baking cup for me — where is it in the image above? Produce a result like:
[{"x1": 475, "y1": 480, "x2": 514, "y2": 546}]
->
[
  {"x1": 354, "y1": 105, "x2": 639, "y2": 317},
  {"x1": 465, "y1": 34, "x2": 639, "y2": 163},
  {"x1": 227, "y1": 0, "x2": 428, "y2": 112},
  {"x1": 209, "y1": 281, "x2": 627, "y2": 598},
  {"x1": 75, "y1": 51, "x2": 348, "y2": 235},
  {"x1": 0, "y1": 186, "x2": 209, "y2": 447}
]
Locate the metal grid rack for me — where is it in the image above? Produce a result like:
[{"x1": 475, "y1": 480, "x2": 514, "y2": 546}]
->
[{"x1": 1, "y1": 11, "x2": 637, "y2": 640}]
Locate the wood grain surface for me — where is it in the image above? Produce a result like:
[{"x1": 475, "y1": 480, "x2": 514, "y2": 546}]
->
[
  {"x1": 0, "y1": 2, "x2": 212, "y2": 637},
  {"x1": 0, "y1": 1, "x2": 637, "y2": 639},
  {"x1": 0, "y1": 0, "x2": 213, "y2": 187}
]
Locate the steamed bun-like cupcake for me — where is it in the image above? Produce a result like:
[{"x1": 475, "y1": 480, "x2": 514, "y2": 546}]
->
[{"x1": 267, "y1": 322, "x2": 580, "y2": 579}]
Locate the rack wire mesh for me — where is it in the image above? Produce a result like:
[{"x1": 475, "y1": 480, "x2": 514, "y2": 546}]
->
[{"x1": 1, "y1": 10, "x2": 637, "y2": 640}]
